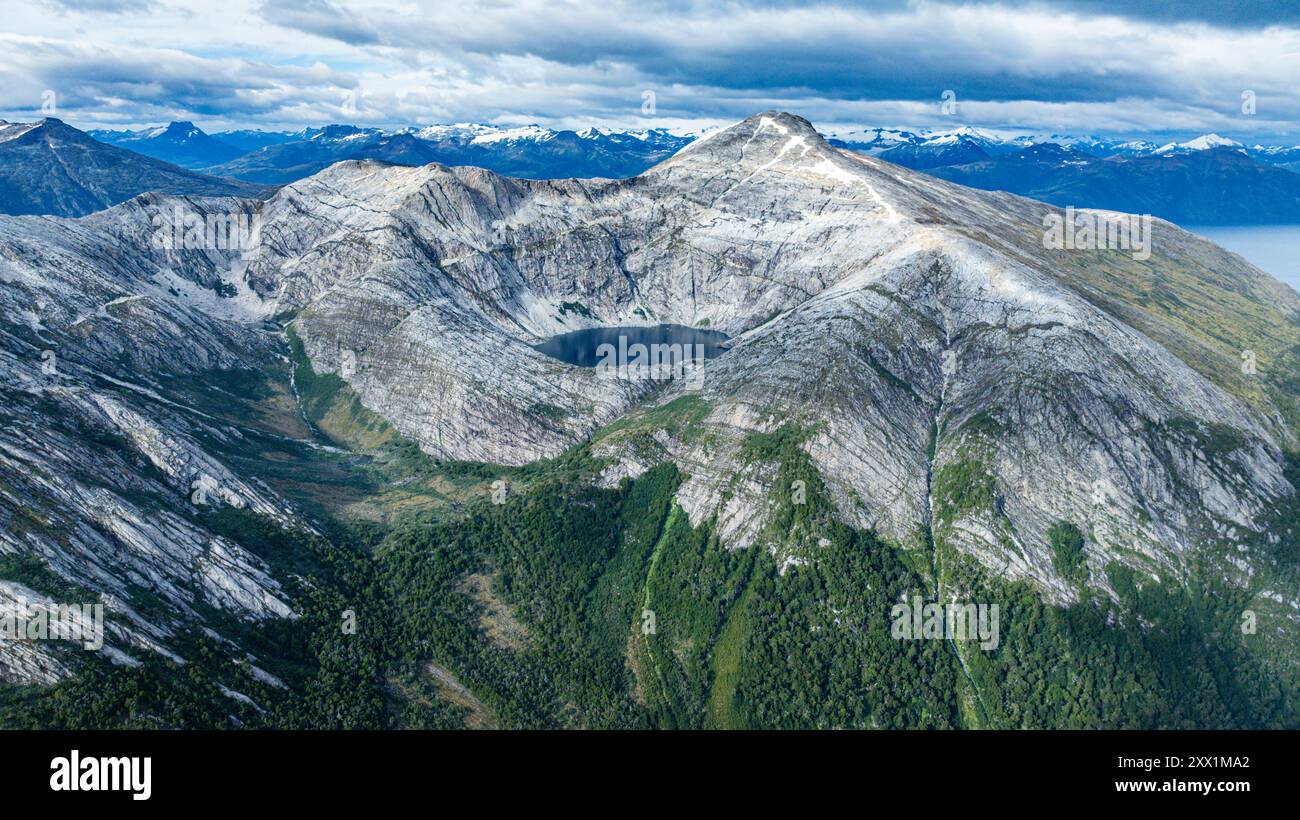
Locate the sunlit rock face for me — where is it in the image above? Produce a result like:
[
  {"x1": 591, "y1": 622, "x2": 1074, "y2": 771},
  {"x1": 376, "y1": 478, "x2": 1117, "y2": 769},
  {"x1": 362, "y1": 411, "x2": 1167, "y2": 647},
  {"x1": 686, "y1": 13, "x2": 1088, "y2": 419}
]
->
[
  {"x1": 246, "y1": 111, "x2": 1296, "y2": 599},
  {"x1": 2, "y1": 111, "x2": 1297, "y2": 681}
]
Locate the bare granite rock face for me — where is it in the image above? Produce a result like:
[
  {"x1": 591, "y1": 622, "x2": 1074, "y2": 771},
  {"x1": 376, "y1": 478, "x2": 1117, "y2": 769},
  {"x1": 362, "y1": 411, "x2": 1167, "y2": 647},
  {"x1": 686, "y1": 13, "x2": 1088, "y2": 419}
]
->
[
  {"x1": 1, "y1": 111, "x2": 1296, "y2": 681},
  {"x1": 0, "y1": 195, "x2": 298, "y2": 681},
  {"x1": 244, "y1": 112, "x2": 1297, "y2": 600}
]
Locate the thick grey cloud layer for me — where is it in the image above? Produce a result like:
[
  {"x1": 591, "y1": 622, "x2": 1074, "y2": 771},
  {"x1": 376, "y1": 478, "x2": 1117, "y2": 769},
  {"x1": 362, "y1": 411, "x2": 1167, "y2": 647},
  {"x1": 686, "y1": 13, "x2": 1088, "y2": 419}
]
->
[
  {"x1": 258, "y1": 0, "x2": 380, "y2": 46},
  {"x1": 3, "y1": 0, "x2": 1299, "y2": 141}
]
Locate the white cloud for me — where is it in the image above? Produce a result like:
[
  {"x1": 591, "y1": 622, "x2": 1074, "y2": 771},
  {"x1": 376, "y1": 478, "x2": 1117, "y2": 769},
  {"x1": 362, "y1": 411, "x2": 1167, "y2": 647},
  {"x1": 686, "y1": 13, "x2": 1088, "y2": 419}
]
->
[{"x1": 2, "y1": 0, "x2": 1299, "y2": 142}]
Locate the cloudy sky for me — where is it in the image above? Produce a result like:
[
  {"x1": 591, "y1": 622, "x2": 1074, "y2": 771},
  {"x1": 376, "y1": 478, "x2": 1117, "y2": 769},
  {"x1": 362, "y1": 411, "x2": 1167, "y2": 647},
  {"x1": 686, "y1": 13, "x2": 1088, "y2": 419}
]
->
[{"x1": 4, "y1": 0, "x2": 1300, "y2": 141}]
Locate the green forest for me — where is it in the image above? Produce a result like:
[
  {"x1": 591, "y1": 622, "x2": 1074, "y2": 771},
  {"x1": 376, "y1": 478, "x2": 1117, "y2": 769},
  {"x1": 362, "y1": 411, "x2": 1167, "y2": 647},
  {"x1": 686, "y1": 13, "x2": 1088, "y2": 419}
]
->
[
  {"x1": 4, "y1": 413, "x2": 1296, "y2": 730},
  {"x1": 3, "y1": 345, "x2": 1297, "y2": 731}
]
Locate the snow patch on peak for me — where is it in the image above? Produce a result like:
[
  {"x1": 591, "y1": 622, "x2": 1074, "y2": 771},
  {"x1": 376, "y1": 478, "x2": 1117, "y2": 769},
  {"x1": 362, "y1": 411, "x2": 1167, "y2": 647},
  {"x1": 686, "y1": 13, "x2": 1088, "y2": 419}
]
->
[
  {"x1": 470, "y1": 125, "x2": 554, "y2": 144},
  {"x1": 1155, "y1": 133, "x2": 1245, "y2": 154},
  {"x1": 0, "y1": 121, "x2": 37, "y2": 143}
]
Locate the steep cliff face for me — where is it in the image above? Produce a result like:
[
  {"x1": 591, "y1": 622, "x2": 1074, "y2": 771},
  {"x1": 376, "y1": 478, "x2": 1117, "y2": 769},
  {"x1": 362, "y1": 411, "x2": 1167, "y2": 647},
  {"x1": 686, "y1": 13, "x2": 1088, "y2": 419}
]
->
[
  {"x1": 2, "y1": 112, "x2": 1297, "y2": 684},
  {"x1": 0, "y1": 193, "x2": 298, "y2": 681}
]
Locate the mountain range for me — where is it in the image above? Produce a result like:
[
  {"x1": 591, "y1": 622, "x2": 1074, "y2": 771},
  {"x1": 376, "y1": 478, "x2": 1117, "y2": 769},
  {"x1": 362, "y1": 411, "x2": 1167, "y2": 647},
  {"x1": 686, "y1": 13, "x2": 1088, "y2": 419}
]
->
[
  {"x1": 88, "y1": 120, "x2": 696, "y2": 184},
  {"x1": 1, "y1": 112, "x2": 1297, "y2": 729},
  {"x1": 0, "y1": 119, "x2": 260, "y2": 217},
  {"x1": 88, "y1": 121, "x2": 247, "y2": 168},
  {"x1": 4, "y1": 116, "x2": 1297, "y2": 227},
  {"x1": 825, "y1": 127, "x2": 1300, "y2": 221},
  {"x1": 928, "y1": 143, "x2": 1300, "y2": 224}
]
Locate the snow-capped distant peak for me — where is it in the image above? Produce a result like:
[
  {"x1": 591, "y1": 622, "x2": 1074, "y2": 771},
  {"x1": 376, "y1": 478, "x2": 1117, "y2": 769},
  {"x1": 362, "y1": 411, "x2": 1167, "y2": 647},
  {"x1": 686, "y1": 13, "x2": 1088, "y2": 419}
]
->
[
  {"x1": 822, "y1": 126, "x2": 919, "y2": 155},
  {"x1": 406, "y1": 123, "x2": 497, "y2": 141},
  {"x1": 297, "y1": 124, "x2": 377, "y2": 142},
  {"x1": 469, "y1": 125, "x2": 554, "y2": 144},
  {"x1": 575, "y1": 125, "x2": 642, "y2": 140},
  {"x1": 825, "y1": 126, "x2": 915, "y2": 141},
  {"x1": 143, "y1": 121, "x2": 203, "y2": 141},
  {"x1": 925, "y1": 132, "x2": 981, "y2": 146},
  {"x1": 1114, "y1": 139, "x2": 1158, "y2": 151},
  {"x1": 1186, "y1": 133, "x2": 1243, "y2": 149},
  {"x1": 931, "y1": 125, "x2": 1000, "y2": 140},
  {"x1": 1250, "y1": 143, "x2": 1300, "y2": 154},
  {"x1": 574, "y1": 126, "x2": 699, "y2": 145},
  {"x1": 406, "y1": 123, "x2": 557, "y2": 144},
  {"x1": 1155, "y1": 133, "x2": 1244, "y2": 154}
]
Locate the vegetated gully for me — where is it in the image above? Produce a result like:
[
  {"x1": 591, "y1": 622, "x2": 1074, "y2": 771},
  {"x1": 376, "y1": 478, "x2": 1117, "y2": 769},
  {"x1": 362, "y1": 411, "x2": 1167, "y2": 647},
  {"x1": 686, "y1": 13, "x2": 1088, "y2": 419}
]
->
[{"x1": 926, "y1": 323, "x2": 988, "y2": 725}]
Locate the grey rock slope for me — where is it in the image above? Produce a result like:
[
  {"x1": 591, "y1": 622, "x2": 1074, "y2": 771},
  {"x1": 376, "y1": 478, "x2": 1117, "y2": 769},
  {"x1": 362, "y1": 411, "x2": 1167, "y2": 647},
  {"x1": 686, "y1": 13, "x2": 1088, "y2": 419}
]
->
[
  {"x1": 2, "y1": 111, "x2": 1297, "y2": 682},
  {"x1": 251, "y1": 112, "x2": 1298, "y2": 600},
  {"x1": 0, "y1": 193, "x2": 299, "y2": 682}
]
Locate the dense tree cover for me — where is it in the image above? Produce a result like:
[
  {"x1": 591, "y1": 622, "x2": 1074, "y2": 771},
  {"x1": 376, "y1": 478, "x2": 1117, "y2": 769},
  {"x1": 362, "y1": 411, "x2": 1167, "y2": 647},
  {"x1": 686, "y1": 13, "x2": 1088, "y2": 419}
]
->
[
  {"x1": 378, "y1": 472, "x2": 660, "y2": 728},
  {"x1": 3, "y1": 435, "x2": 1297, "y2": 729},
  {"x1": 1047, "y1": 521, "x2": 1087, "y2": 585},
  {"x1": 0, "y1": 512, "x2": 400, "y2": 729},
  {"x1": 723, "y1": 425, "x2": 960, "y2": 729},
  {"x1": 946, "y1": 545, "x2": 1299, "y2": 729},
  {"x1": 0, "y1": 554, "x2": 96, "y2": 601},
  {"x1": 933, "y1": 456, "x2": 997, "y2": 528}
]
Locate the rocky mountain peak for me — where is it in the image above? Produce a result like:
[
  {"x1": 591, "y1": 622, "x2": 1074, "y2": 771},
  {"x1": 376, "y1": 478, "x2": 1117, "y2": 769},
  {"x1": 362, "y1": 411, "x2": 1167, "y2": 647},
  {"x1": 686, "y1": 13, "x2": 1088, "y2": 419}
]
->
[
  {"x1": 22, "y1": 118, "x2": 76, "y2": 142},
  {"x1": 226, "y1": 112, "x2": 1297, "y2": 606},
  {"x1": 672, "y1": 110, "x2": 832, "y2": 167},
  {"x1": 17, "y1": 117, "x2": 136, "y2": 150},
  {"x1": 649, "y1": 109, "x2": 899, "y2": 210},
  {"x1": 160, "y1": 120, "x2": 202, "y2": 138}
]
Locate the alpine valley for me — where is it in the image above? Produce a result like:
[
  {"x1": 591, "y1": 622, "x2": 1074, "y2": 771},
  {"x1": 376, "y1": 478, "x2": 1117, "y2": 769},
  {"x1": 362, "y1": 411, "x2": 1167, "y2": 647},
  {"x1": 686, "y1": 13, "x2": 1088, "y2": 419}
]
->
[{"x1": 1, "y1": 112, "x2": 1298, "y2": 729}]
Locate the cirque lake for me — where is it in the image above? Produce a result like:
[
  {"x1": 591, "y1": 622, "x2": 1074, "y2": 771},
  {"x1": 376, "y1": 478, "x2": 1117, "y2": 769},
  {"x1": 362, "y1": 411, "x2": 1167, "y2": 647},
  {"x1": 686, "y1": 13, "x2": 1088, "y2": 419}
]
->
[{"x1": 532, "y1": 324, "x2": 731, "y2": 367}]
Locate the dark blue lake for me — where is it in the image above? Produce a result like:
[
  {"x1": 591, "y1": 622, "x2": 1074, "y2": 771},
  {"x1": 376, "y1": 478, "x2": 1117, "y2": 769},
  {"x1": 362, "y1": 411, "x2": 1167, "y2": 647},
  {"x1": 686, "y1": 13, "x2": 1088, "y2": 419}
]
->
[{"x1": 533, "y1": 324, "x2": 731, "y2": 367}]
